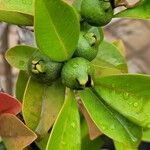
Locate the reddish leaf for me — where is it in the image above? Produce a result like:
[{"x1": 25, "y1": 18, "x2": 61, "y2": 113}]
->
[
  {"x1": 0, "y1": 114, "x2": 37, "y2": 150},
  {"x1": 0, "y1": 92, "x2": 21, "y2": 115}
]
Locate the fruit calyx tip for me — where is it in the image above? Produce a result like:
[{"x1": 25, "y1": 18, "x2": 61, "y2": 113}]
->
[{"x1": 31, "y1": 60, "x2": 45, "y2": 74}]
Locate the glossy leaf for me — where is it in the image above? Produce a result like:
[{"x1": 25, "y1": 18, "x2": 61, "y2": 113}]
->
[
  {"x1": 23, "y1": 78, "x2": 65, "y2": 135},
  {"x1": 5, "y1": 45, "x2": 36, "y2": 70},
  {"x1": 0, "y1": 0, "x2": 33, "y2": 15},
  {"x1": 79, "y1": 100, "x2": 102, "y2": 140},
  {"x1": 0, "y1": 92, "x2": 21, "y2": 115},
  {"x1": 0, "y1": 114, "x2": 37, "y2": 150},
  {"x1": 0, "y1": 10, "x2": 33, "y2": 25},
  {"x1": 72, "y1": 0, "x2": 82, "y2": 13},
  {"x1": 35, "y1": 80, "x2": 65, "y2": 135},
  {"x1": 46, "y1": 89, "x2": 80, "y2": 150},
  {"x1": 81, "y1": 119, "x2": 104, "y2": 150},
  {"x1": 112, "y1": 40, "x2": 126, "y2": 57},
  {"x1": 92, "y1": 41, "x2": 128, "y2": 76},
  {"x1": 15, "y1": 71, "x2": 29, "y2": 101},
  {"x1": 0, "y1": 0, "x2": 33, "y2": 25},
  {"x1": 115, "y1": 0, "x2": 150, "y2": 20},
  {"x1": 35, "y1": 0, "x2": 80, "y2": 62},
  {"x1": 93, "y1": 66, "x2": 125, "y2": 77},
  {"x1": 94, "y1": 74, "x2": 150, "y2": 128},
  {"x1": 79, "y1": 88, "x2": 142, "y2": 147},
  {"x1": 23, "y1": 77, "x2": 46, "y2": 130},
  {"x1": 114, "y1": 141, "x2": 138, "y2": 150}
]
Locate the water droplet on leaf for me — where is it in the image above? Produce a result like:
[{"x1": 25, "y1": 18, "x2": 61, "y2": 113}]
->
[
  {"x1": 133, "y1": 102, "x2": 138, "y2": 107},
  {"x1": 101, "y1": 125, "x2": 106, "y2": 130},
  {"x1": 110, "y1": 124, "x2": 115, "y2": 130},
  {"x1": 71, "y1": 122, "x2": 76, "y2": 128},
  {"x1": 123, "y1": 92, "x2": 129, "y2": 100}
]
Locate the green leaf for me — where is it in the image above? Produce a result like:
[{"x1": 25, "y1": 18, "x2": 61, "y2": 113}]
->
[
  {"x1": 46, "y1": 89, "x2": 81, "y2": 150},
  {"x1": 0, "y1": 114, "x2": 37, "y2": 150},
  {"x1": 72, "y1": 0, "x2": 82, "y2": 13},
  {"x1": 0, "y1": 10, "x2": 33, "y2": 25},
  {"x1": 142, "y1": 128, "x2": 150, "y2": 142},
  {"x1": 114, "y1": 141, "x2": 138, "y2": 150},
  {"x1": 112, "y1": 40, "x2": 126, "y2": 57},
  {"x1": 23, "y1": 78, "x2": 65, "y2": 134},
  {"x1": 15, "y1": 71, "x2": 29, "y2": 101},
  {"x1": 115, "y1": 0, "x2": 150, "y2": 20},
  {"x1": 81, "y1": 119, "x2": 104, "y2": 150},
  {"x1": 0, "y1": 0, "x2": 34, "y2": 25},
  {"x1": 94, "y1": 74, "x2": 150, "y2": 128},
  {"x1": 23, "y1": 77, "x2": 45, "y2": 131},
  {"x1": 5, "y1": 45, "x2": 36, "y2": 70},
  {"x1": 92, "y1": 41, "x2": 128, "y2": 76},
  {"x1": 0, "y1": 0, "x2": 33, "y2": 15},
  {"x1": 35, "y1": 0, "x2": 80, "y2": 62},
  {"x1": 35, "y1": 80, "x2": 65, "y2": 135},
  {"x1": 79, "y1": 100, "x2": 102, "y2": 140},
  {"x1": 79, "y1": 88, "x2": 142, "y2": 147}
]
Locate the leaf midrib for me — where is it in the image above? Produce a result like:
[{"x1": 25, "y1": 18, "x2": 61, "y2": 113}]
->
[
  {"x1": 43, "y1": 0, "x2": 68, "y2": 59},
  {"x1": 82, "y1": 89, "x2": 138, "y2": 144}
]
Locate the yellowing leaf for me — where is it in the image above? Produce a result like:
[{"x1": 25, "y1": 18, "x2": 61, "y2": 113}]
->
[
  {"x1": 0, "y1": 0, "x2": 33, "y2": 15},
  {"x1": 92, "y1": 41, "x2": 128, "y2": 76},
  {"x1": 112, "y1": 40, "x2": 126, "y2": 57},
  {"x1": 15, "y1": 71, "x2": 29, "y2": 102},
  {"x1": 36, "y1": 80, "x2": 65, "y2": 135},
  {"x1": 5, "y1": 46, "x2": 36, "y2": 70},
  {"x1": 115, "y1": 0, "x2": 150, "y2": 20},
  {"x1": 0, "y1": 10, "x2": 33, "y2": 25},
  {"x1": 23, "y1": 78, "x2": 65, "y2": 136}
]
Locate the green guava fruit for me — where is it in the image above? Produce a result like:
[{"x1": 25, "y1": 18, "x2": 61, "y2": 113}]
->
[
  {"x1": 28, "y1": 50, "x2": 63, "y2": 84},
  {"x1": 73, "y1": 31, "x2": 99, "y2": 61},
  {"x1": 81, "y1": 0, "x2": 114, "y2": 26},
  {"x1": 61, "y1": 57, "x2": 94, "y2": 90}
]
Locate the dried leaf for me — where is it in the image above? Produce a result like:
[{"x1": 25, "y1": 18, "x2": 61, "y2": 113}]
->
[{"x1": 0, "y1": 114, "x2": 37, "y2": 150}]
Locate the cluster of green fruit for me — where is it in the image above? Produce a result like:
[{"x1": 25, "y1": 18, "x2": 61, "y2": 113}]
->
[{"x1": 28, "y1": 0, "x2": 114, "y2": 90}]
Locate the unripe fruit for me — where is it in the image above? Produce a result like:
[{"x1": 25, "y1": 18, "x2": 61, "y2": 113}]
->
[
  {"x1": 28, "y1": 50, "x2": 63, "y2": 84},
  {"x1": 73, "y1": 32, "x2": 99, "y2": 61},
  {"x1": 61, "y1": 57, "x2": 94, "y2": 90},
  {"x1": 81, "y1": 0, "x2": 114, "y2": 26}
]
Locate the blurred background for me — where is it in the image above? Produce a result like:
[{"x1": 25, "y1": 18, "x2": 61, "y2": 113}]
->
[{"x1": 0, "y1": 18, "x2": 150, "y2": 149}]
